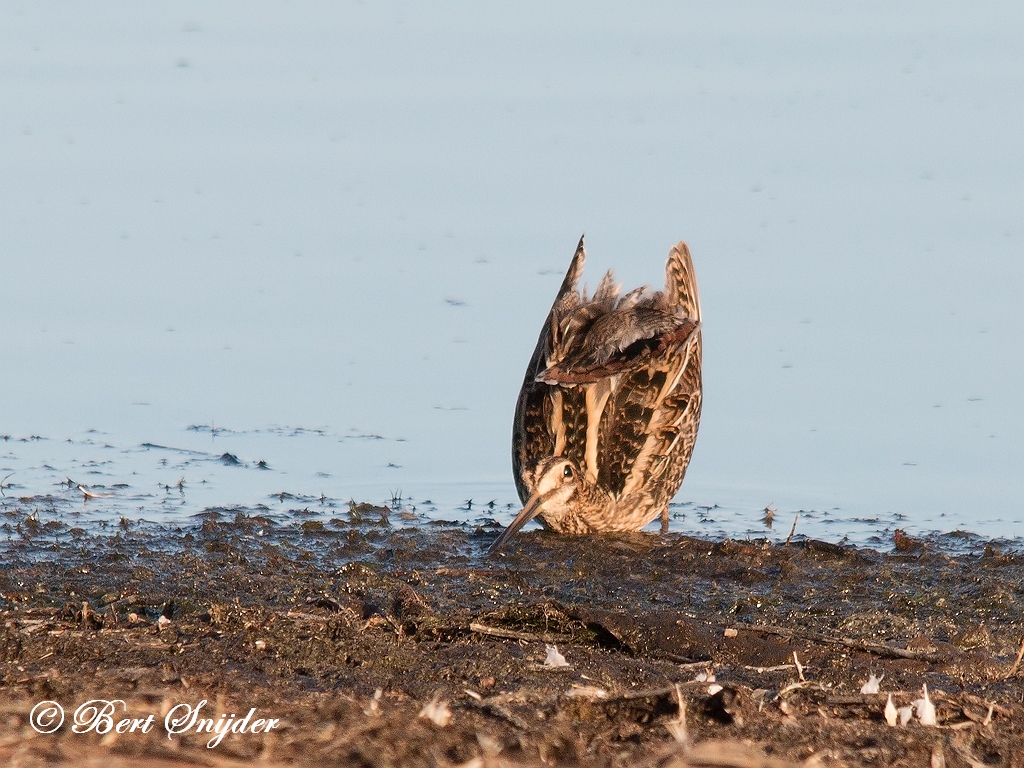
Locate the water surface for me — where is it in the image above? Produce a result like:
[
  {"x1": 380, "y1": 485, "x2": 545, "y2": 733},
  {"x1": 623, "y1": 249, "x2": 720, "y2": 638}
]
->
[{"x1": 2, "y1": 2, "x2": 1022, "y2": 545}]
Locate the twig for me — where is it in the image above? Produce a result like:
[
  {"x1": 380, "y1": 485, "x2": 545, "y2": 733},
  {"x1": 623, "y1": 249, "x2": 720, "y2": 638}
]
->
[
  {"x1": 665, "y1": 683, "x2": 689, "y2": 745},
  {"x1": 732, "y1": 622, "x2": 947, "y2": 662},
  {"x1": 78, "y1": 484, "x2": 114, "y2": 500},
  {"x1": 779, "y1": 680, "x2": 826, "y2": 696},
  {"x1": 792, "y1": 652, "x2": 805, "y2": 682},
  {"x1": 784, "y1": 514, "x2": 798, "y2": 546},
  {"x1": 470, "y1": 622, "x2": 546, "y2": 643},
  {"x1": 1005, "y1": 636, "x2": 1024, "y2": 678},
  {"x1": 951, "y1": 734, "x2": 993, "y2": 768},
  {"x1": 663, "y1": 658, "x2": 719, "y2": 672}
]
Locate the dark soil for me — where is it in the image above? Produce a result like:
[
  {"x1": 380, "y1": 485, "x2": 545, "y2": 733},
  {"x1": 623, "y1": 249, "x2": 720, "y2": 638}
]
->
[{"x1": 2, "y1": 502, "x2": 1024, "y2": 767}]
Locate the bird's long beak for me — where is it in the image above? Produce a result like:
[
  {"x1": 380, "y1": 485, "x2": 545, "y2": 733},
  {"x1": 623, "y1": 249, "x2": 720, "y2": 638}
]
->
[{"x1": 487, "y1": 491, "x2": 548, "y2": 555}]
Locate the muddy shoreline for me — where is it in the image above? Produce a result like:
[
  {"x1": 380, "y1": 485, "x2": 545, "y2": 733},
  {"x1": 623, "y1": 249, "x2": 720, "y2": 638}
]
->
[{"x1": 2, "y1": 502, "x2": 1023, "y2": 767}]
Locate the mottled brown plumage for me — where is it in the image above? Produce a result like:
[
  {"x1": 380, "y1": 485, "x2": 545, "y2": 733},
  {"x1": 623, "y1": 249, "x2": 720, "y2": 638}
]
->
[{"x1": 490, "y1": 236, "x2": 703, "y2": 553}]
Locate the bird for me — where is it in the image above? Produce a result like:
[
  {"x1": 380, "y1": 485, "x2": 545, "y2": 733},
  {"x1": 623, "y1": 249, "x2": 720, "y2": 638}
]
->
[{"x1": 489, "y1": 236, "x2": 702, "y2": 554}]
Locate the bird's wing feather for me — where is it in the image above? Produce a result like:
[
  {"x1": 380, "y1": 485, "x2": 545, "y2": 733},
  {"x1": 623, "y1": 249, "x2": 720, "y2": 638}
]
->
[
  {"x1": 512, "y1": 236, "x2": 586, "y2": 500},
  {"x1": 514, "y1": 238, "x2": 703, "y2": 511},
  {"x1": 595, "y1": 241, "x2": 703, "y2": 502},
  {"x1": 664, "y1": 241, "x2": 701, "y2": 321},
  {"x1": 596, "y1": 328, "x2": 701, "y2": 498}
]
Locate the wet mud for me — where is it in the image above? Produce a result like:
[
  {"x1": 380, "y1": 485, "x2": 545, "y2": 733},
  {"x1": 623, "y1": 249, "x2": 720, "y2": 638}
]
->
[{"x1": 2, "y1": 501, "x2": 1024, "y2": 767}]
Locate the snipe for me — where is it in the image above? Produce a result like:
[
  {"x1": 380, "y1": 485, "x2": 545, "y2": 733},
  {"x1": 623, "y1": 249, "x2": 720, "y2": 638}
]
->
[{"x1": 489, "y1": 236, "x2": 702, "y2": 553}]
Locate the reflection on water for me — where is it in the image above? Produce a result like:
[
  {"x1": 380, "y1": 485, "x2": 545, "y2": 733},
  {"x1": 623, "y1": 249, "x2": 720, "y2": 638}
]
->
[{"x1": 1, "y1": 3, "x2": 1022, "y2": 545}]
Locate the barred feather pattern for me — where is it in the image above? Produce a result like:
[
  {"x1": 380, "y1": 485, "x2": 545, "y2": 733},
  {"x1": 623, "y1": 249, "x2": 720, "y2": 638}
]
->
[{"x1": 511, "y1": 236, "x2": 703, "y2": 534}]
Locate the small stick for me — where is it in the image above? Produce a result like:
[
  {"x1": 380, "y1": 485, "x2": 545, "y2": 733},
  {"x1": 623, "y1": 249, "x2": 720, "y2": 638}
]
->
[
  {"x1": 733, "y1": 622, "x2": 946, "y2": 662},
  {"x1": 664, "y1": 659, "x2": 720, "y2": 672},
  {"x1": 0, "y1": 472, "x2": 13, "y2": 497},
  {"x1": 78, "y1": 484, "x2": 114, "y2": 499},
  {"x1": 1005, "y1": 636, "x2": 1024, "y2": 678},
  {"x1": 665, "y1": 683, "x2": 689, "y2": 745},
  {"x1": 744, "y1": 664, "x2": 796, "y2": 673},
  {"x1": 784, "y1": 514, "x2": 799, "y2": 546},
  {"x1": 470, "y1": 622, "x2": 546, "y2": 643},
  {"x1": 779, "y1": 680, "x2": 825, "y2": 696},
  {"x1": 793, "y1": 651, "x2": 805, "y2": 682}
]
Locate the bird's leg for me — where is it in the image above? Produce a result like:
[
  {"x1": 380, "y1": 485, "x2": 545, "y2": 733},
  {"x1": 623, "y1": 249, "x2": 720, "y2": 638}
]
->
[{"x1": 660, "y1": 506, "x2": 669, "y2": 534}]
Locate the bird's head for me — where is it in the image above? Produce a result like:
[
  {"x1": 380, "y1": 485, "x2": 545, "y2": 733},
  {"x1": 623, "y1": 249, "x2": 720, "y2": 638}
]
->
[{"x1": 488, "y1": 457, "x2": 580, "y2": 554}]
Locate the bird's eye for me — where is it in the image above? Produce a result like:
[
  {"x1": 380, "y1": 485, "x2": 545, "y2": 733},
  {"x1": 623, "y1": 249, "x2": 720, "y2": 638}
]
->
[{"x1": 562, "y1": 465, "x2": 573, "y2": 478}]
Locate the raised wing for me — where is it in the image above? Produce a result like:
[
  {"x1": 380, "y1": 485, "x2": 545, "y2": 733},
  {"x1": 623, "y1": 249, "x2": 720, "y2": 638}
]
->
[
  {"x1": 512, "y1": 238, "x2": 703, "y2": 508},
  {"x1": 511, "y1": 236, "x2": 586, "y2": 500}
]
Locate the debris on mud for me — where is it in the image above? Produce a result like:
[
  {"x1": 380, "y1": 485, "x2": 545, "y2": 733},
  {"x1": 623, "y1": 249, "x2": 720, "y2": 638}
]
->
[{"x1": 2, "y1": 501, "x2": 1023, "y2": 766}]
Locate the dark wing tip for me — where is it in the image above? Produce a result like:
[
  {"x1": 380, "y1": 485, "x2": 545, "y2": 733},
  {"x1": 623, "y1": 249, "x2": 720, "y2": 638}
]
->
[{"x1": 560, "y1": 236, "x2": 586, "y2": 297}]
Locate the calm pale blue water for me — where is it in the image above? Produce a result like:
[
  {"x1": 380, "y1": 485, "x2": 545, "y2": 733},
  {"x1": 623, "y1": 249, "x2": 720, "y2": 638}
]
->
[{"x1": 2, "y1": 2, "x2": 1022, "y2": 546}]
